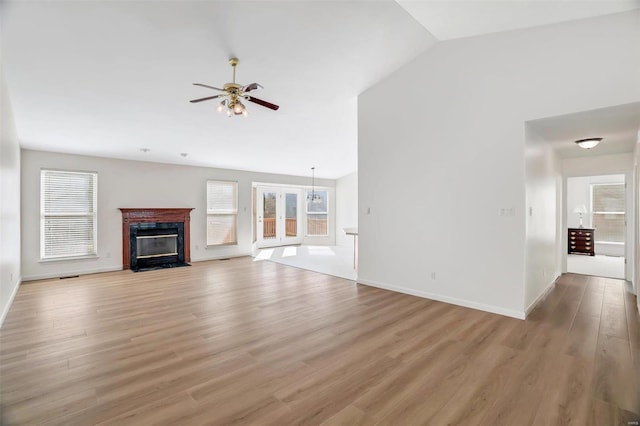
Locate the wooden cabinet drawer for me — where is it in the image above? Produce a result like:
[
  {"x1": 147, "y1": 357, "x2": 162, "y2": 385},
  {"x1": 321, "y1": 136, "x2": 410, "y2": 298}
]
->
[{"x1": 567, "y1": 228, "x2": 595, "y2": 256}]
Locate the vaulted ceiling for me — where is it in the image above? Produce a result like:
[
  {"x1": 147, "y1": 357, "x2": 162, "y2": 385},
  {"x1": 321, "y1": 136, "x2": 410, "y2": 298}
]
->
[{"x1": 2, "y1": 1, "x2": 638, "y2": 178}]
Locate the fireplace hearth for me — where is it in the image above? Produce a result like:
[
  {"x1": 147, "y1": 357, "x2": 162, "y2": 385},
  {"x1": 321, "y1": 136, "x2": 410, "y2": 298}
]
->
[{"x1": 119, "y1": 208, "x2": 194, "y2": 272}]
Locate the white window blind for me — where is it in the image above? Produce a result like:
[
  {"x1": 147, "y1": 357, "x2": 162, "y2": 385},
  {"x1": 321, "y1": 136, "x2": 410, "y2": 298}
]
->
[
  {"x1": 207, "y1": 180, "x2": 238, "y2": 245},
  {"x1": 592, "y1": 183, "x2": 625, "y2": 243},
  {"x1": 41, "y1": 169, "x2": 98, "y2": 259},
  {"x1": 306, "y1": 190, "x2": 328, "y2": 236}
]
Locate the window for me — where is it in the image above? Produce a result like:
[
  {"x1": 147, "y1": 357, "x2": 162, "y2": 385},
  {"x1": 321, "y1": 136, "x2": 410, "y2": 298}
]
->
[
  {"x1": 41, "y1": 169, "x2": 98, "y2": 260},
  {"x1": 592, "y1": 183, "x2": 625, "y2": 243},
  {"x1": 306, "y1": 190, "x2": 328, "y2": 236},
  {"x1": 207, "y1": 180, "x2": 238, "y2": 245}
]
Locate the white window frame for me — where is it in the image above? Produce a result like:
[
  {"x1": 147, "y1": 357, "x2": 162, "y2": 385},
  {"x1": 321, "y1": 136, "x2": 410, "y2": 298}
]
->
[
  {"x1": 40, "y1": 169, "x2": 98, "y2": 260},
  {"x1": 207, "y1": 180, "x2": 238, "y2": 246},
  {"x1": 590, "y1": 182, "x2": 625, "y2": 244},
  {"x1": 305, "y1": 190, "x2": 329, "y2": 237}
]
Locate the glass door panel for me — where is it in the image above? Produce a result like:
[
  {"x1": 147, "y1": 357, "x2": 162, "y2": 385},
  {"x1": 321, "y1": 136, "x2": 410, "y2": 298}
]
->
[
  {"x1": 262, "y1": 191, "x2": 277, "y2": 240},
  {"x1": 256, "y1": 187, "x2": 302, "y2": 248},
  {"x1": 285, "y1": 193, "x2": 298, "y2": 237}
]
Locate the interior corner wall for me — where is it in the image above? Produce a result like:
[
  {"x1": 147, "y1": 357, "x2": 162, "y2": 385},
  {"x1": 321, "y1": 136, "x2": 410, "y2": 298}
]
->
[
  {"x1": 1, "y1": 64, "x2": 21, "y2": 326},
  {"x1": 335, "y1": 171, "x2": 358, "y2": 247},
  {"x1": 21, "y1": 150, "x2": 335, "y2": 281},
  {"x1": 524, "y1": 124, "x2": 561, "y2": 312},
  {"x1": 358, "y1": 11, "x2": 640, "y2": 319}
]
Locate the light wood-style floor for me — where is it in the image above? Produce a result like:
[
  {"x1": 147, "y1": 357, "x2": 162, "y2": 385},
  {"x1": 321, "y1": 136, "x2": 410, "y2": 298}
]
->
[{"x1": 1, "y1": 257, "x2": 639, "y2": 425}]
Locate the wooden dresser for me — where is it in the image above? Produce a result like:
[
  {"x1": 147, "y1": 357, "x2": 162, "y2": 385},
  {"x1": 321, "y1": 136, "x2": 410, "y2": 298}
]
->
[{"x1": 568, "y1": 228, "x2": 595, "y2": 256}]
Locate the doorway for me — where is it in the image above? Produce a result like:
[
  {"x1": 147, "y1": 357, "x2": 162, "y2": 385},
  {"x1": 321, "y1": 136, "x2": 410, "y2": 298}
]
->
[
  {"x1": 566, "y1": 174, "x2": 626, "y2": 279},
  {"x1": 256, "y1": 186, "x2": 303, "y2": 248}
]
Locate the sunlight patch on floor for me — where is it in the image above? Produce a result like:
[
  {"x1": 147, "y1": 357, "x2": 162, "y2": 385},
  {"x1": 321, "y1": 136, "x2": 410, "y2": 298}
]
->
[
  {"x1": 254, "y1": 249, "x2": 274, "y2": 260},
  {"x1": 254, "y1": 245, "x2": 356, "y2": 280},
  {"x1": 282, "y1": 246, "x2": 297, "y2": 257}
]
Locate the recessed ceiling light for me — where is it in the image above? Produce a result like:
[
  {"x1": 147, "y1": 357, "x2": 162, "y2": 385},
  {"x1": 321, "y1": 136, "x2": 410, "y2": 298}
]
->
[{"x1": 575, "y1": 138, "x2": 602, "y2": 149}]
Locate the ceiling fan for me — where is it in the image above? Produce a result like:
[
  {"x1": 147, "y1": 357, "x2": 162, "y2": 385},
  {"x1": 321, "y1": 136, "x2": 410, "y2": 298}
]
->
[{"x1": 190, "y1": 57, "x2": 279, "y2": 117}]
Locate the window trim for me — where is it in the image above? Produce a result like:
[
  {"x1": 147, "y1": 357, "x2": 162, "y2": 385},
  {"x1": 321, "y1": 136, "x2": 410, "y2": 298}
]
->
[{"x1": 40, "y1": 168, "x2": 98, "y2": 261}]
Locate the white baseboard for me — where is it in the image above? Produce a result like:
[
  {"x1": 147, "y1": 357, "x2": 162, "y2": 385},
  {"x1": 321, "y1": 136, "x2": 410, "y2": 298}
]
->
[
  {"x1": 1, "y1": 275, "x2": 21, "y2": 328},
  {"x1": 357, "y1": 278, "x2": 526, "y2": 320},
  {"x1": 525, "y1": 276, "x2": 558, "y2": 316},
  {"x1": 22, "y1": 266, "x2": 123, "y2": 282},
  {"x1": 191, "y1": 252, "x2": 252, "y2": 262},
  {"x1": 22, "y1": 254, "x2": 254, "y2": 281}
]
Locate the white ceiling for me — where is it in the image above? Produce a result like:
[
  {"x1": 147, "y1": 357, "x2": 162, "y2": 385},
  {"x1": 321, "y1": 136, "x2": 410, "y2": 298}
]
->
[
  {"x1": 396, "y1": 0, "x2": 640, "y2": 40},
  {"x1": 529, "y1": 103, "x2": 640, "y2": 159},
  {"x1": 1, "y1": 1, "x2": 434, "y2": 179},
  {"x1": 2, "y1": 1, "x2": 639, "y2": 179}
]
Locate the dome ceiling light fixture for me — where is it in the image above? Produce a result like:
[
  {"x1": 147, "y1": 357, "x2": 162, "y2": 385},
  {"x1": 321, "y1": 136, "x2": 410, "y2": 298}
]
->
[{"x1": 574, "y1": 137, "x2": 602, "y2": 149}]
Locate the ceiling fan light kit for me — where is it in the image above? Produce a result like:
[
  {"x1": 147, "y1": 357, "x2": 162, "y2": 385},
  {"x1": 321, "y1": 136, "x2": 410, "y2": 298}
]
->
[{"x1": 190, "y1": 57, "x2": 279, "y2": 117}]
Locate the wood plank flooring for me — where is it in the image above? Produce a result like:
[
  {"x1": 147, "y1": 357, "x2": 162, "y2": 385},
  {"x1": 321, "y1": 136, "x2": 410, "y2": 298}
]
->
[{"x1": 1, "y1": 258, "x2": 639, "y2": 425}]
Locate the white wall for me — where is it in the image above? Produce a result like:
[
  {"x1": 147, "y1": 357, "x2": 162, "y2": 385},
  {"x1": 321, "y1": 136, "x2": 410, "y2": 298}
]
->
[
  {"x1": 358, "y1": 11, "x2": 640, "y2": 319},
  {"x1": 561, "y1": 153, "x2": 634, "y2": 278},
  {"x1": 524, "y1": 125, "x2": 562, "y2": 313},
  {"x1": 566, "y1": 174, "x2": 626, "y2": 257},
  {"x1": 0, "y1": 64, "x2": 21, "y2": 326},
  {"x1": 21, "y1": 150, "x2": 335, "y2": 281},
  {"x1": 563, "y1": 153, "x2": 634, "y2": 177},
  {"x1": 335, "y1": 171, "x2": 358, "y2": 247},
  {"x1": 635, "y1": 133, "x2": 640, "y2": 310}
]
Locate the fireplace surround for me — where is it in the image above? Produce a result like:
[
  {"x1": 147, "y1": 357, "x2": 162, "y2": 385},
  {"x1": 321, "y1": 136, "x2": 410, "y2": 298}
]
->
[{"x1": 119, "y1": 208, "x2": 194, "y2": 271}]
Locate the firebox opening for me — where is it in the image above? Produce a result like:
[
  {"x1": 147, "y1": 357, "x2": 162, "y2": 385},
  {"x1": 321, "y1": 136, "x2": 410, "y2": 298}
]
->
[
  {"x1": 136, "y1": 234, "x2": 178, "y2": 259},
  {"x1": 129, "y1": 222, "x2": 189, "y2": 272}
]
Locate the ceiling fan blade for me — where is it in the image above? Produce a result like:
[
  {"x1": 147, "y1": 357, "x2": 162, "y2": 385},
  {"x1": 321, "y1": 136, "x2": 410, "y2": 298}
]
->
[
  {"x1": 247, "y1": 96, "x2": 279, "y2": 111},
  {"x1": 242, "y1": 83, "x2": 263, "y2": 93},
  {"x1": 193, "y1": 83, "x2": 225, "y2": 91},
  {"x1": 189, "y1": 95, "x2": 224, "y2": 103}
]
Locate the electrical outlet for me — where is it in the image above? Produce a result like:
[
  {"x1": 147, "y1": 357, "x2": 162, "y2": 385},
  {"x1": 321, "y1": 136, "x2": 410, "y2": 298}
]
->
[
  {"x1": 106, "y1": 252, "x2": 111, "y2": 258},
  {"x1": 431, "y1": 272, "x2": 436, "y2": 280},
  {"x1": 195, "y1": 245, "x2": 200, "y2": 250}
]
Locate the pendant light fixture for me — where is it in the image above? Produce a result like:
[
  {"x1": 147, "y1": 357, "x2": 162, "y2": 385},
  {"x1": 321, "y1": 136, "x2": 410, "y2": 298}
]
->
[{"x1": 307, "y1": 167, "x2": 321, "y2": 203}]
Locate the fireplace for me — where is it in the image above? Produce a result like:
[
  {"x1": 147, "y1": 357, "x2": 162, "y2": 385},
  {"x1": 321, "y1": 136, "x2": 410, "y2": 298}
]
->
[
  {"x1": 119, "y1": 208, "x2": 193, "y2": 271},
  {"x1": 130, "y1": 222, "x2": 184, "y2": 271}
]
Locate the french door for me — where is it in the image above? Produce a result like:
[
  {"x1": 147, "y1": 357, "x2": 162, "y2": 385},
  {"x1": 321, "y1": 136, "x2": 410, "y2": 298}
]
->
[{"x1": 256, "y1": 187, "x2": 302, "y2": 248}]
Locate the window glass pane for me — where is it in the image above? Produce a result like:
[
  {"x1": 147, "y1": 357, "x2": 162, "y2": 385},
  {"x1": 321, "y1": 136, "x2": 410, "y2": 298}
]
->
[
  {"x1": 207, "y1": 180, "x2": 238, "y2": 245},
  {"x1": 285, "y1": 193, "x2": 297, "y2": 237},
  {"x1": 591, "y1": 183, "x2": 625, "y2": 242},
  {"x1": 285, "y1": 194, "x2": 297, "y2": 219},
  {"x1": 306, "y1": 190, "x2": 327, "y2": 213},
  {"x1": 592, "y1": 184, "x2": 625, "y2": 212},
  {"x1": 207, "y1": 181, "x2": 237, "y2": 213},
  {"x1": 592, "y1": 213, "x2": 625, "y2": 242},
  {"x1": 263, "y1": 192, "x2": 276, "y2": 219},
  {"x1": 43, "y1": 216, "x2": 96, "y2": 258},
  {"x1": 207, "y1": 214, "x2": 237, "y2": 245},
  {"x1": 307, "y1": 214, "x2": 328, "y2": 236}
]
